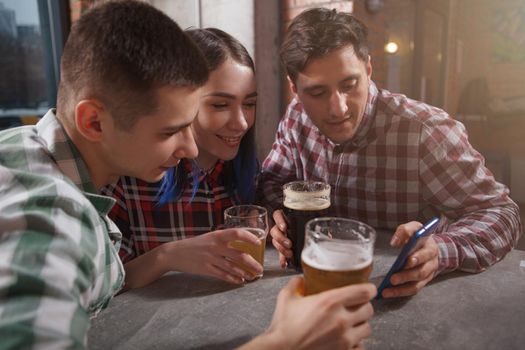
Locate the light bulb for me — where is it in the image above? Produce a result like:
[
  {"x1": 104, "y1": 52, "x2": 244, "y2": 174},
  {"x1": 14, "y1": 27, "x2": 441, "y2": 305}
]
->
[{"x1": 385, "y1": 41, "x2": 399, "y2": 54}]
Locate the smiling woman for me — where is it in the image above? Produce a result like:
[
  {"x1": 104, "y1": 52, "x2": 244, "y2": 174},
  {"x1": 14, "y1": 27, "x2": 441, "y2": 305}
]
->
[
  {"x1": 102, "y1": 27, "x2": 261, "y2": 289},
  {"x1": 191, "y1": 58, "x2": 257, "y2": 172}
]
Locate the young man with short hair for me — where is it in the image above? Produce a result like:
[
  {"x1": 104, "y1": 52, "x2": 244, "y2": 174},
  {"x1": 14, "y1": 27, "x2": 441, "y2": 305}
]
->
[{"x1": 261, "y1": 8, "x2": 522, "y2": 299}]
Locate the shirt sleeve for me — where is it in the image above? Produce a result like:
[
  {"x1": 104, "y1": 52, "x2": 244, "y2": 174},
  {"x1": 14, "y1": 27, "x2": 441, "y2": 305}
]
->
[
  {"x1": 102, "y1": 179, "x2": 136, "y2": 263},
  {"x1": 0, "y1": 171, "x2": 99, "y2": 349},
  {"x1": 418, "y1": 116, "x2": 522, "y2": 274},
  {"x1": 256, "y1": 103, "x2": 299, "y2": 213}
]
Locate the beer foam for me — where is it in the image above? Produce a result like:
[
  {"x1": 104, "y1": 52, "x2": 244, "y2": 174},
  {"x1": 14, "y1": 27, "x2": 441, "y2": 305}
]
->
[
  {"x1": 284, "y1": 198, "x2": 330, "y2": 211},
  {"x1": 301, "y1": 243, "x2": 372, "y2": 271},
  {"x1": 283, "y1": 193, "x2": 330, "y2": 211}
]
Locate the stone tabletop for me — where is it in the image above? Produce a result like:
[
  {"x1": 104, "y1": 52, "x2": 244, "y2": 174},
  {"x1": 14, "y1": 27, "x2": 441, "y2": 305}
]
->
[{"x1": 88, "y1": 233, "x2": 525, "y2": 350}]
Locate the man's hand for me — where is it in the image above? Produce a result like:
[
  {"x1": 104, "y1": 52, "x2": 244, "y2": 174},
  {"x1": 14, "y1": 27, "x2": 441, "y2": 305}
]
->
[
  {"x1": 239, "y1": 277, "x2": 376, "y2": 350},
  {"x1": 270, "y1": 209, "x2": 293, "y2": 268},
  {"x1": 381, "y1": 221, "x2": 439, "y2": 298}
]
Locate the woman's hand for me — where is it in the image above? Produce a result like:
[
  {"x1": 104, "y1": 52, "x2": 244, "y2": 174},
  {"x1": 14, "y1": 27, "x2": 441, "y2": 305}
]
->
[{"x1": 164, "y1": 228, "x2": 264, "y2": 284}]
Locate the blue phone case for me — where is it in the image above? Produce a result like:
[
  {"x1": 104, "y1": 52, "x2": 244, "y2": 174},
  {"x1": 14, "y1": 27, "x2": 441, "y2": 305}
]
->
[{"x1": 376, "y1": 217, "x2": 440, "y2": 299}]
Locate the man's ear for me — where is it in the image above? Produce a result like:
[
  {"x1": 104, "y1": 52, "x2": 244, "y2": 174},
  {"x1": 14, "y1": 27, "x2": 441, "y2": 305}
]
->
[
  {"x1": 74, "y1": 100, "x2": 107, "y2": 142},
  {"x1": 366, "y1": 55, "x2": 373, "y2": 80},
  {"x1": 287, "y1": 76, "x2": 298, "y2": 95}
]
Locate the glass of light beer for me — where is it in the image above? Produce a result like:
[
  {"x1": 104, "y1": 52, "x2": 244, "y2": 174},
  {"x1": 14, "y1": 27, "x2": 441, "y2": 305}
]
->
[
  {"x1": 283, "y1": 181, "x2": 331, "y2": 270},
  {"x1": 301, "y1": 217, "x2": 375, "y2": 295},
  {"x1": 224, "y1": 205, "x2": 268, "y2": 279}
]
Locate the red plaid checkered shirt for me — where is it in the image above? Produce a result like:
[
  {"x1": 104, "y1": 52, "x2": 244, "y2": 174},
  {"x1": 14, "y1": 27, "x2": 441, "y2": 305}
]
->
[
  {"x1": 258, "y1": 82, "x2": 522, "y2": 274},
  {"x1": 103, "y1": 159, "x2": 239, "y2": 263}
]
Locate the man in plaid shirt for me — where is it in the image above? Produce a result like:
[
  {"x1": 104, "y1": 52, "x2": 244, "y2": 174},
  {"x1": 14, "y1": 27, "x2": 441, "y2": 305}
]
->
[
  {"x1": 260, "y1": 8, "x2": 522, "y2": 299},
  {"x1": 0, "y1": 1, "x2": 208, "y2": 348}
]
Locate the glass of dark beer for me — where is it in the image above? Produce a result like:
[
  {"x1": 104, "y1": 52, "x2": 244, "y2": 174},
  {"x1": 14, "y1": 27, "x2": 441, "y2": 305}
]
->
[
  {"x1": 283, "y1": 181, "x2": 331, "y2": 270},
  {"x1": 301, "y1": 217, "x2": 375, "y2": 295}
]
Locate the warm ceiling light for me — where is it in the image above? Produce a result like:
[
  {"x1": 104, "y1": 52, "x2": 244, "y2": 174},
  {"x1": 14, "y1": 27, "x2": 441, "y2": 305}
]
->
[{"x1": 385, "y1": 41, "x2": 399, "y2": 54}]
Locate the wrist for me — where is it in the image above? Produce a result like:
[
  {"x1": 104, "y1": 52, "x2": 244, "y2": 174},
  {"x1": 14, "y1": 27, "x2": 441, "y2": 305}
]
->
[
  {"x1": 238, "y1": 329, "x2": 289, "y2": 350},
  {"x1": 432, "y1": 234, "x2": 454, "y2": 274},
  {"x1": 260, "y1": 328, "x2": 290, "y2": 348},
  {"x1": 157, "y1": 241, "x2": 180, "y2": 273}
]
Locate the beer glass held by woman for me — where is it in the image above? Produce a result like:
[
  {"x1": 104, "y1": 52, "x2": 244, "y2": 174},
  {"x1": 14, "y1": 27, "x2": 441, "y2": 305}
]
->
[{"x1": 224, "y1": 205, "x2": 269, "y2": 279}]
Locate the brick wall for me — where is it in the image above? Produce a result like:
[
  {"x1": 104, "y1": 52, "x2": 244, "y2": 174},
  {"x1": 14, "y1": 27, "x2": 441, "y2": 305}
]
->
[
  {"x1": 69, "y1": 0, "x2": 98, "y2": 22},
  {"x1": 282, "y1": 0, "x2": 354, "y2": 28}
]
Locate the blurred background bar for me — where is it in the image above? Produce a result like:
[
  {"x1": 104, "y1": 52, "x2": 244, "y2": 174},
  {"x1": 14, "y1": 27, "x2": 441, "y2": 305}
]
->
[{"x1": 1, "y1": 0, "x2": 523, "y2": 234}]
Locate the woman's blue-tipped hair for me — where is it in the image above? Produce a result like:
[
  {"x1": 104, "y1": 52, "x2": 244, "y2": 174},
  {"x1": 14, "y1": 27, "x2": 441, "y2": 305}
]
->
[
  {"x1": 156, "y1": 160, "x2": 200, "y2": 206},
  {"x1": 156, "y1": 165, "x2": 178, "y2": 205},
  {"x1": 156, "y1": 129, "x2": 258, "y2": 206}
]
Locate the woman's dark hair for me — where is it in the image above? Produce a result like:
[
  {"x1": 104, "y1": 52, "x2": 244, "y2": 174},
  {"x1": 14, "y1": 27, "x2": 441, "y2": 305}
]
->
[
  {"x1": 281, "y1": 7, "x2": 369, "y2": 84},
  {"x1": 157, "y1": 28, "x2": 258, "y2": 206}
]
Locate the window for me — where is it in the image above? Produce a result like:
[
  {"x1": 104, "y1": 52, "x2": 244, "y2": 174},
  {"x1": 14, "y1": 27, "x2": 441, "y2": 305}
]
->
[{"x1": 0, "y1": 0, "x2": 69, "y2": 130}]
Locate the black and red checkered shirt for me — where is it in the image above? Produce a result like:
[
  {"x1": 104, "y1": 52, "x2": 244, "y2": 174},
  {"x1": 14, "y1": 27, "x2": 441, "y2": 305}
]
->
[
  {"x1": 103, "y1": 159, "x2": 239, "y2": 263},
  {"x1": 258, "y1": 81, "x2": 522, "y2": 274}
]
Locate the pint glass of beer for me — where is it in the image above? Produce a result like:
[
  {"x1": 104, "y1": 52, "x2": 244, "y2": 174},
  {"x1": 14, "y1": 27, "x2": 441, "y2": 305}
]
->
[
  {"x1": 283, "y1": 181, "x2": 331, "y2": 270},
  {"x1": 224, "y1": 205, "x2": 268, "y2": 279},
  {"x1": 301, "y1": 217, "x2": 375, "y2": 295}
]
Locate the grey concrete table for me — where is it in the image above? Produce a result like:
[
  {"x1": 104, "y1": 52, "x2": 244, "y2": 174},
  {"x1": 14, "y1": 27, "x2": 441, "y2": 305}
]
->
[{"x1": 88, "y1": 233, "x2": 525, "y2": 350}]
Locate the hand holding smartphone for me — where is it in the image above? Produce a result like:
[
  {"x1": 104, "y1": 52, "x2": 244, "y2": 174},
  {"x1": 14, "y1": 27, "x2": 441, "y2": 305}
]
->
[{"x1": 376, "y1": 217, "x2": 440, "y2": 299}]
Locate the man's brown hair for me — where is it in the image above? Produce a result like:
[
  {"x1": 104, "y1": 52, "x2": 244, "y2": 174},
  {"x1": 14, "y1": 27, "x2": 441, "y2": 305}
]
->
[
  {"x1": 280, "y1": 8, "x2": 369, "y2": 84},
  {"x1": 57, "y1": 0, "x2": 209, "y2": 130}
]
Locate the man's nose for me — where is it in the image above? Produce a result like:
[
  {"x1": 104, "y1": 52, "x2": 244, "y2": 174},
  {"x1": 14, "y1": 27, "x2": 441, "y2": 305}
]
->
[
  {"x1": 173, "y1": 126, "x2": 198, "y2": 160},
  {"x1": 329, "y1": 91, "x2": 349, "y2": 118}
]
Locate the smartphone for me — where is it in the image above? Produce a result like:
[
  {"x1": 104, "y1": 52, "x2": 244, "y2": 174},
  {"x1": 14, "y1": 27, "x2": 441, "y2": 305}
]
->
[{"x1": 376, "y1": 217, "x2": 440, "y2": 299}]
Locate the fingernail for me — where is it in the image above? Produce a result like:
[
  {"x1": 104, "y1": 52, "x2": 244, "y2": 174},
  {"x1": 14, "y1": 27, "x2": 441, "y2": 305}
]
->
[
  {"x1": 411, "y1": 257, "x2": 418, "y2": 265},
  {"x1": 283, "y1": 240, "x2": 291, "y2": 248},
  {"x1": 390, "y1": 236, "x2": 400, "y2": 246},
  {"x1": 279, "y1": 224, "x2": 286, "y2": 230}
]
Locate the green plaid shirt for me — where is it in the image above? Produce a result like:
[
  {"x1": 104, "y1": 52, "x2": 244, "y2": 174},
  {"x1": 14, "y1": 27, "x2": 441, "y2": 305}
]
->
[{"x1": 0, "y1": 110, "x2": 125, "y2": 349}]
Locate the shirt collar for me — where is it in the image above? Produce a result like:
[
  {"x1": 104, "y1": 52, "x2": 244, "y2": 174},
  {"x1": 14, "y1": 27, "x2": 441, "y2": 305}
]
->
[
  {"x1": 192, "y1": 159, "x2": 227, "y2": 184},
  {"x1": 36, "y1": 109, "x2": 116, "y2": 214}
]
